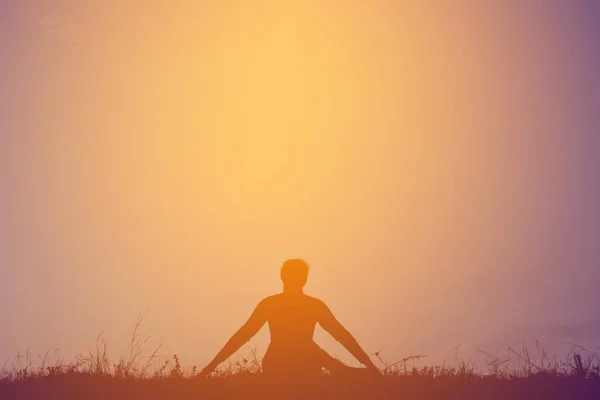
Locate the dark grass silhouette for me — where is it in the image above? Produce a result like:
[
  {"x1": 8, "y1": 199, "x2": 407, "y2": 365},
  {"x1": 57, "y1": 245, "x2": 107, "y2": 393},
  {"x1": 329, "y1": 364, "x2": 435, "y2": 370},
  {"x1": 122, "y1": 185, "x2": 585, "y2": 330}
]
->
[{"x1": 2, "y1": 322, "x2": 600, "y2": 400}]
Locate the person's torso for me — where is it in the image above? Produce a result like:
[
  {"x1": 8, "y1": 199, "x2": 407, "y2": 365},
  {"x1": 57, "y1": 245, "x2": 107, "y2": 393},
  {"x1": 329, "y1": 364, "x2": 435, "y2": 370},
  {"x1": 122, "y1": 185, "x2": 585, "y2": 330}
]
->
[{"x1": 262, "y1": 293, "x2": 322, "y2": 350}]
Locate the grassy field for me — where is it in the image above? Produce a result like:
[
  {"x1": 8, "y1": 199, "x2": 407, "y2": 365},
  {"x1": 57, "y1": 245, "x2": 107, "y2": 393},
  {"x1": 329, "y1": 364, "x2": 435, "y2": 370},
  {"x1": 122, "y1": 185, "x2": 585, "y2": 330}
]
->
[
  {"x1": 2, "y1": 319, "x2": 600, "y2": 399},
  {"x1": 3, "y1": 349, "x2": 600, "y2": 399},
  {"x1": 2, "y1": 359, "x2": 600, "y2": 400}
]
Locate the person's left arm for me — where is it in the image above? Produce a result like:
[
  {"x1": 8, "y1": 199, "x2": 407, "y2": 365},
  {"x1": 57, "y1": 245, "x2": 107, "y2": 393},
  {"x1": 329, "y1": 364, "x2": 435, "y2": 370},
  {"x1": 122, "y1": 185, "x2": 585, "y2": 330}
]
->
[
  {"x1": 318, "y1": 301, "x2": 379, "y2": 372},
  {"x1": 199, "y1": 300, "x2": 267, "y2": 377}
]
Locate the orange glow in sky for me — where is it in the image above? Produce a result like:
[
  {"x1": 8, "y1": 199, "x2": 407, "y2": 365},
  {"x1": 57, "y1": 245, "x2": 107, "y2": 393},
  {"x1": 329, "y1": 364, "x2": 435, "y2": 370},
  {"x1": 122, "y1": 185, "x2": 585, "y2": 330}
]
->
[{"x1": 2, "y1": 1, "x2": 600, "y2": 369}]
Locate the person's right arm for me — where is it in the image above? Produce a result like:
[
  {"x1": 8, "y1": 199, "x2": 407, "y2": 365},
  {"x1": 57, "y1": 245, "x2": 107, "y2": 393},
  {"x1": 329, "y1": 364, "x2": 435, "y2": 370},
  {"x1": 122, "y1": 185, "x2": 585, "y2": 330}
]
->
[
  {"x1": 198, "y1": 299, "x2": 267, "y2": 378},
  {"x1": 317, "y1": 301, "x2": 379, "y2": 372}
]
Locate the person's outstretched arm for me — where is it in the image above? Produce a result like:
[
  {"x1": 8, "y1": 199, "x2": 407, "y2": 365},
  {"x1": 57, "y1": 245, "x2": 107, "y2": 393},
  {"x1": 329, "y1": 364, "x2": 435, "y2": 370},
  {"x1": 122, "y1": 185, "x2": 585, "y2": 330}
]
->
[
  {"x1": 318, "y1": 302, "x2": 380, "y2": 372},
  {"x1": 199, "y1": 300, "x2": 267, "y2": 378}
]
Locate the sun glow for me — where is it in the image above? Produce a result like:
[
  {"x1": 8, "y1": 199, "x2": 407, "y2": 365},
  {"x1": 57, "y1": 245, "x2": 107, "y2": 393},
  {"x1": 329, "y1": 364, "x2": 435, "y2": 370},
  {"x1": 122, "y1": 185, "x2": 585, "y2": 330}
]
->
[{"x1": 147, "y1": 2, "x2": 379, "y2": 224}]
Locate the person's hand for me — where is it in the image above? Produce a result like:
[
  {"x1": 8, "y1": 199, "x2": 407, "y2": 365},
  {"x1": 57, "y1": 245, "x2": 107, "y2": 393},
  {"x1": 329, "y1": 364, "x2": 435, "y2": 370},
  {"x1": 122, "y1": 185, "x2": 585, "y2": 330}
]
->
[
  {"x1": 196, "y1": 363, "x2": 216, "y2": 380},
  {"x1": 365, "y1": 361, "x2": 382, "y2": 376}
]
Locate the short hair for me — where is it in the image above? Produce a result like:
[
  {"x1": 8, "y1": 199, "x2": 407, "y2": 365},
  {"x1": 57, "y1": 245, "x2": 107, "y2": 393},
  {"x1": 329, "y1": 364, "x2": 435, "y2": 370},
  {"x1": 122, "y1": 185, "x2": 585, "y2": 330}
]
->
[{"x1": 280, "y1": 258, "x2": 309, "y2": 286}]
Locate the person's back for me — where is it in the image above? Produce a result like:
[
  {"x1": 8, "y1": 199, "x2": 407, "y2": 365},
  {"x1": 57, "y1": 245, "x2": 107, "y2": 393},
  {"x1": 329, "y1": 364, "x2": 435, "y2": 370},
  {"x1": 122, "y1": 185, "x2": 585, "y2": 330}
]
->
[
  {"x1": 262, "y1": 293, "x2": 321, "y2": 347},
  {"x1": 259, "y1": 293, "x2": 332, "y2": 377},
  {"x1": 199, "y1": 259, "x2": 380, "y2": 379}
]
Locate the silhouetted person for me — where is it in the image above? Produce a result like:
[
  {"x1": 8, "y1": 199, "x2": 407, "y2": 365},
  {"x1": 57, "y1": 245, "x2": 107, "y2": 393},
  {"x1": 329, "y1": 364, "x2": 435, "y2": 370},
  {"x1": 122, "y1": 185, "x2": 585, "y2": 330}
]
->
[{"x1": 199, "y1": 258, "x2": 380, "y2": 379}]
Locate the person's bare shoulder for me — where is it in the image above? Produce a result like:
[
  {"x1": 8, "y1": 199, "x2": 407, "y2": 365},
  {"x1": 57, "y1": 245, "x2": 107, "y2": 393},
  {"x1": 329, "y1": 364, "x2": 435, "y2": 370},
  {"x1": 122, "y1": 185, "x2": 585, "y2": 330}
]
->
[
  {"x1": 258, "y1": 294, "x2": 282, "y2": 308},
  {"x1": 304, "y1": 294, "x2": 329, "y2": 312}
]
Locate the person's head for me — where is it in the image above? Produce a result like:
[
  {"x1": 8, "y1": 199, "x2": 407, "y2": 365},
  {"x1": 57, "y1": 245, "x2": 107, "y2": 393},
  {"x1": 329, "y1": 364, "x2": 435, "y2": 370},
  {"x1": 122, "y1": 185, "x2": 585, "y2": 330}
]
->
[{"x1": 280, "y1": 258, "x2": 309, "y2": 292}]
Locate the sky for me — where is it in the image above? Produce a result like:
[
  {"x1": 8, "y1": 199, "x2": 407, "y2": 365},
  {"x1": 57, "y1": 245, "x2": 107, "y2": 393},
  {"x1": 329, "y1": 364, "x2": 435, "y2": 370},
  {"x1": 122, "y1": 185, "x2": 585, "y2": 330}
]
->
[{"x1": 1, "y1": 0, "x2": 600, "y2": 370}]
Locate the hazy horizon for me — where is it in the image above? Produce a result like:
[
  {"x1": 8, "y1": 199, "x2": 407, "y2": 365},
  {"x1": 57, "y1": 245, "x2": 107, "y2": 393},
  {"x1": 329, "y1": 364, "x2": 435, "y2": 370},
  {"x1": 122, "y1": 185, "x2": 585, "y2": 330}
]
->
[{"x1": 1, "y1": 0, "x2": 600, "y2": 370}]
